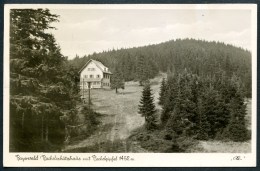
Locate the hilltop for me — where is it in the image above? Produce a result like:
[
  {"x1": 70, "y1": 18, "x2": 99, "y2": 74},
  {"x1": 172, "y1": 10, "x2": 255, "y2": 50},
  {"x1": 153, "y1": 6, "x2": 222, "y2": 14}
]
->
[{"x1": 69, "y1": 38, "x2": 251, "y2": 97}]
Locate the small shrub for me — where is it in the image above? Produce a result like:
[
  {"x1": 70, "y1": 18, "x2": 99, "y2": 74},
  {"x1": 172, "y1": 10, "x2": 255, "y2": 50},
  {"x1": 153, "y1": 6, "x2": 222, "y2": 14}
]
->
[{"x1": 81, "y1": 106, "x2": 99, "y2": 125}]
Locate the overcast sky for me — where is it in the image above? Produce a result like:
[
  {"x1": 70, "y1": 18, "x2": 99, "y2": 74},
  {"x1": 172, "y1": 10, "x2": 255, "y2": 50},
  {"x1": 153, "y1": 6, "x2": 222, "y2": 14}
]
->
[{"x1": 49, "y1": 9, "x2": 251, "y2": 59}]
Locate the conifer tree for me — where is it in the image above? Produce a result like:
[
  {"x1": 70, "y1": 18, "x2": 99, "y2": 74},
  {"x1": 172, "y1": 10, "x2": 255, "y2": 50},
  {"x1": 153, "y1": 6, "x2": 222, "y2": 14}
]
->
[
  {"x1": 160, "y1": 73, "x2": 180, "y2": 123},
  {"x1": 224, "y1": 93, "x2": 248, "y2": 141},
  {"x1": 136, "y1": 55, "x2": 148, "y2": 86},
  {"x1": 204, "y1": 92, "x2": 218, "y2": 137},
  {"x1": 158, "y1": 78, "x2": 167, "y2": 105},
  {"x1": 138, "y1": 83, "x2": 156, "y2": 130},
  {"x1": 10, "y1": 9, "x2": 78, "y2": 152},
  {"x1": 165, "y1": 93, "x2": 185, "y2": 136},
  {"x1": 196, "y1": 98, "x2": 210, "y2": 140},
  {"x1": 111, "y1": 66, "x2": 125, "y2": 93}
]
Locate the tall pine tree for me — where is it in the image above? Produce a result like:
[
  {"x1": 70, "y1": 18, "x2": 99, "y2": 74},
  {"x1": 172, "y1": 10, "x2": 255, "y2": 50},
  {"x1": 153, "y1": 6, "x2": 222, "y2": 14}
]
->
[
  {"x1": 10, "y1": 9, "x2": 78, "y2": 152},
  {"x1": 158, "y1": 78, "x2": 167, "y2": 105},
  {"x1": 196, "y1": 98, "x2": 210, "y2": 140},
  {"x1": 111, "y1": 66, "x2": 125, "y2": 93},
  {"x1": 136, "y1": 55, "x2": 149, "y2": 86},
  {"x1": 224, "y1": 97, "x2": 248, "y2": 142},
  {"x1": 138, "y1": 83, "x2": 157, "y2": 130}
]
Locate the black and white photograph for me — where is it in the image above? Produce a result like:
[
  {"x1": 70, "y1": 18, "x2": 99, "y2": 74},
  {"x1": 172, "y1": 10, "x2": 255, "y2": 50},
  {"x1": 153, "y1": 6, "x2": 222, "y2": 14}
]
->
[{"x1": 3, "y1": 4, "x2": 257, "y2": 167}]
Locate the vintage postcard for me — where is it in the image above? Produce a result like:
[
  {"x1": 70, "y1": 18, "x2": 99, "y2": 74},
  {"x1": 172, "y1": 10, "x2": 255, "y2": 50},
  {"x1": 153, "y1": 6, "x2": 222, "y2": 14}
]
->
[{"x1": 3, "y1": 4, "x2": 257, "y2": 167}]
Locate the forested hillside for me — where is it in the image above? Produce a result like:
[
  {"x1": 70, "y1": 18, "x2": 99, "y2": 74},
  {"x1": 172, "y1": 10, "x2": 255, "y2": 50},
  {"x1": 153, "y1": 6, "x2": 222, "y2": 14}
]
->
[{"x1": 69, "y1": 39, "x2": 251, "y2": 97}]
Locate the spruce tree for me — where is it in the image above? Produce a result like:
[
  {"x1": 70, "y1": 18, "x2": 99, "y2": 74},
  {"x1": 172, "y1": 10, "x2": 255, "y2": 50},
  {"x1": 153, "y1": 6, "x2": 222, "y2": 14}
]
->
[
  {"x1": 136, "y1": 55, "x2": 148, "y2": 86},
  {"x1": 158, "y1": 78, "x2": 167, "y2": 105},
  {"x1": 165, "y1": 93, "x2": 185, "y2": 136},
  {"x1": 224, "y1": 95, "x2": 248, "y2": 142},
  {"x1": 10, "y1": 9, "x2": 78, "y2": 152},
  {"x1": 196, "y1": 98, "x2": 210, "y2": 140},
  {"x1": 138, "y1": 83, "x2": 156, "y2": 130},
  {"x1": 161, "y1": 75, "x2": 178, "y2": 123},
  {"x1": 111, "y1": 66, "x2": 125, "y2": 93}
]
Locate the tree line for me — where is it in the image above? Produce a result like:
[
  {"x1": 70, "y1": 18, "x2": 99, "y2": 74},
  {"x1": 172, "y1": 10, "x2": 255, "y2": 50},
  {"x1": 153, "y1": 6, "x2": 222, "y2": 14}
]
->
[
  {"x1": 69, "y1": 38, "x2": 251, "y2": 97},
  {"x1": 138, "y1": 69, "x2": 250, "y2": 149}
]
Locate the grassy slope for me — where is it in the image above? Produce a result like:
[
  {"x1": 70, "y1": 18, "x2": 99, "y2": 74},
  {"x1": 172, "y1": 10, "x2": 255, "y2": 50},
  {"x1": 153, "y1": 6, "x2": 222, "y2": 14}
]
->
[
  {"x1": 63, "y1": 73, "x2": 164, "y2": 152},
  {"x1": 64, "y1": 73, "x2": 251, "y2": 153}
]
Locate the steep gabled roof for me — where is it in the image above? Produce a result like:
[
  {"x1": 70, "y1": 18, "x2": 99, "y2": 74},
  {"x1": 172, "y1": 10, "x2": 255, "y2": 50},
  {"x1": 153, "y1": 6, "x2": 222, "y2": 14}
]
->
[{"x1": 78, "y1": 59, "x2": 112, "y2": 74}]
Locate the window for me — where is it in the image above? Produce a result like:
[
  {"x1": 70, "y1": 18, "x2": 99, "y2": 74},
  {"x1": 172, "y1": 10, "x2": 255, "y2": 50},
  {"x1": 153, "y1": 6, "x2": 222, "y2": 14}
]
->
[
  {"x1": 84, "y1": 75, "x2": 87, "y2": 78},
  {"x1": 90, "y1": 75, "x2": 93, "y2": 78},
  {"x1": 97, "y1": 75, "x2": 100, "y2": 78}
]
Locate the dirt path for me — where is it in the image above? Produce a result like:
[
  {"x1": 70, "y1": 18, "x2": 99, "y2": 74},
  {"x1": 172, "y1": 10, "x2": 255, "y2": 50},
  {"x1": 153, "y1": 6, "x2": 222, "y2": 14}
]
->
[{"x1": 63, "y1": 76, "x2": 163, "y2": 152}]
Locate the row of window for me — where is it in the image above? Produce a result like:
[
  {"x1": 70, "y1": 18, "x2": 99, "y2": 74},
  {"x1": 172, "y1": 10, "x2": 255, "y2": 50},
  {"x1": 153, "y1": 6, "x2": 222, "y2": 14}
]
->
[
  {"x1": 82, "y1": 74, "x2": 110, "y2": 79},
  {"x1": 104, "y1": 74, "x2": 110, "y2": 79},
  {"x1": 81, "y1": 82, "x2": 110, "y2": 87},
  {"x1": 92, "y1": 82, "x2": 100, "y2": 85},
  {"x1": 81, "y1": 81, "x2": 100, "y2": 86},
  {"x1": 103, "y1": 82, "x2": 110, "y2": 86},
  {"x1": 88, "y1": 68, "x2": 109, "y2": 72},
  {"x1": 83, "y1": 74, "x2": 100, "y2": 79}
]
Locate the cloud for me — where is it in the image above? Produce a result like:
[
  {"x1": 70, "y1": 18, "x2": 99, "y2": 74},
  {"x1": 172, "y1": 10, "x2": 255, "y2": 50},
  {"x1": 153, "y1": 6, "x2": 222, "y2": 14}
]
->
[
  {"x1": 67, "y1": 18, "x2": 103, "y2": 30},
  {"x1": 50, "y1": 9, "x2": 252, "y2": 59},
  {"x1": 210, "y1": 28, "x2": 251, "y2": 50}
]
